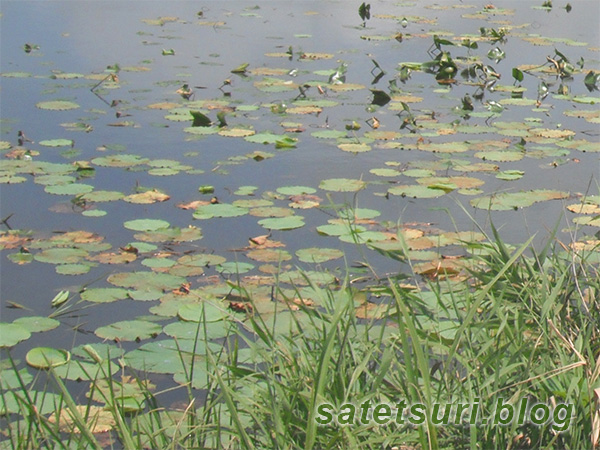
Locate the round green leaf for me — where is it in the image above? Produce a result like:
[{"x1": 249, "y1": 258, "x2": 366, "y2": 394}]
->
[
  {"x1": 216, "y1": 261, "x2": 255, "y2": 274},
  {"x1": 36, "y1": 100, "x2": 80, "y2": 111},
  {"x1": 14, "y1": 316, "x2": 60, "y2": 333},
  {"x1": 44, "y1": 183, "x2": 94, "y2": 195},
  {"x1": 95, "y1": 320, "x2": 162, "y2": 342},
  {"x1": 39, "y1": 139, "x2": 74, "y2": 147},
  {"x1": 0, "y1": 323, "x2": 31, "y2": 347},
  {"x1": 276, "y1": 185, "x2": 317, "y2": 196},
  {"x1": 258, "y1": 216, "x2": 305, "y2": 230},
  {"x1": 193, "y1": 203, "x2": 249, "y2": 219},
  {"x1": 107, "y1": 271, "x2": 185, "y2": 290},
  {"x1": 296, "y1": 247, "x2": 344, "y2": 263},
  {"x1": 34, "y1": 248, "x2": 89, "y2": 264},
  {"x1": 124, "y1": 219, "x2": 170, "y2": 232},
  {"x1": 26, "y1": 347, "x2": 70, "y2": 369},
  {"x1": 81, "y1": 287, "x2": 129, "y2": 303}
]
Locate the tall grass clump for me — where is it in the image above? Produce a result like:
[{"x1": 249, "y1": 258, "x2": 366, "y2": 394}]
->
[{"x1": 1, "y1": 220, "x2": 598, "y2": 449}]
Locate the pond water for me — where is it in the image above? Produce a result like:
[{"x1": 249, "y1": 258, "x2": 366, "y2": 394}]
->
[{"x1": 1, "y1": 0, "x2": 599, "y2": 400}]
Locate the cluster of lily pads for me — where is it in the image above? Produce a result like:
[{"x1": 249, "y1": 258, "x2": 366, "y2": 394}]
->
[{"x1": 1, "y1": 2, "x2": 599, "y2": 440}]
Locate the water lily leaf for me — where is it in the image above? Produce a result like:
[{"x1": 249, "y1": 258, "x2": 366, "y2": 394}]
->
[
  {"x1": 218, "y1": 128, "x2": 256, "y2": 138},
  {"x1": 338, "y1": 143, "x2": 371, "y2": 153},
  {"x1": 258, "y1": 216, "x2": 305, "y2": 230},
  {"x1": 13, "y1": 316, "x2": 60, "y2": 333},
  {"x1": 39, "y1": 139, "x2": 74, "y2": 147},
  {"x1": 0, "y1": 323, "x2": 31, "y2": 347},
  {"x1": 475, "y1": 150, "x2": 524, "y2": 162},
  {"x1": 52, "y1": 360, "x2": 119, "y2": 382},
  {"x1": 532, "y1": 128, "x2": 576, "y2": 139},
  {"x1": 316, "y1": 223, "x2": 366, "y2": 237},
  {"x1": 36, "y1": 101, "x2": 80, "y2": 111},
  {"x1": 80, "y1": 190, "x2": 124, "y2": 202},
  {"x1": 134, "y1": 226, "x2": 203, "y2": 243},
  {"x1": 107, "y1": 271, "x2": 185, "y2": 291},
  {"x1": 245, "y1": 132, "x2": 287, "y2": 144},
  {"x1": 418, "y1": 142, "x2": 470, "y2": 153},
  {"x1": 388, "y1": 185, "x2": 448, "y2": 198},
  {"x1": 246, "y1": 249, "x2": 292, "y2": 262},
  {"x1": 234, "y1": 185, "x2": 258, "y2": 196},
  {"x1": 35, "y1": 248, "x2": 89, "y2": 264},
  {"x1": 300, "y1": 52, "x2": 334, "y2": 60},
  {"x1": 163, "y1": 321, "x2": 230, "y2": 341},
  {"x1": 56, "y1": 263, "x2": 92, "y2": 275},
  {"x1": 496, "y1": 170, "x2": 525, "y2": 180},
  {"x1": 95, "y1": 320, "x2": 162, "y2": 342},
  {"x1": 91, "y1": 154, "x2": 150, "y2": 167},
  {"x1": 81, "y1": 287, "x2": 129, "y2": 303},
  {"x1": 249, "y1": 207, "x2": 294, "y2": 218},
  {"x1": 7, "y1": 249, "x2": 34, "y2": 265},
  {"x1": 276, "y1": 185, "x2": 316, "y2": 196},
  {"x1": 319, "y1": 178, "x2": 366, "y2": 192},
  {"x1": 364, "y1": 131, "x2": 402, "y2": 140},
  {"x1": 370, "y1": 168, "x2": 401, "y2": 177},
  {"x1": 311, "y1": 129, "x2": 347, "y2": 139},
  {"x1": 124, "y1": 218, "x2": 170, "y2": 231},
  {"x1": 123, "y1": 190, "x2": 170, "y2": 204},
  {"x1": 88, "y1": 251, "x2": 137, "y2": 264},
  {"x1": 471, "y1": 189, "x2": 570, "y2": 210},
  {"x1": 216, "y1": 261, "x2": 255, "y2": 274},
  {"x1": 193, "y1": 203, "x2": 249, "y2": 219},
  {"x1": 417, "y1": 176, "x2": 484, "y2": 189},
  {"x1": 26, "y1": 347, "x2": 70, "y2": 369},
  {"x1": 296, "y1": 247, "x2": 344, "y2": 263},
  {"x1": 44, "y1": 183, "x2": 94, "y2": 195},
  {"x1": 124, "y1": 339, "x2": 206, "y2": 375}
]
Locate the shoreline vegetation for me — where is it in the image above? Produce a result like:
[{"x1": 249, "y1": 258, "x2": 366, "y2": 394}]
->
[
  {"x1": 1, "y1": 2, "x2": 599, "y2": 449},
  {"x1": 1, "y1": 216, "x2": 599, "y2": 449}
]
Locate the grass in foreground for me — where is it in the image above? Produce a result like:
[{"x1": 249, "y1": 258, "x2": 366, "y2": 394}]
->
[{"x1": 1, "y1": 222, "x2": 599, "y2": 450}]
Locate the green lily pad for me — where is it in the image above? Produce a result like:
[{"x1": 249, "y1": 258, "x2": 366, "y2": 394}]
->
[
  {"x1": 34, "y1": 247, "x2": 89, "y2": 264},
  {"x1": 39, "y1": 139, "x2": 74, "y2": 147},
  {"x1": 249, "y1": 206, "x2": 294, "y2": 218},
  {"x1": 81, "y1": 287, "x2": 129, "y2": 303},
  {"x1": 44, "y1": 183, "x2": 94, "y2": 196},
  {"x1": 92, "y1": 154, "x2": 150, "y2": 167},
  {"x1": 496, "y1": 170, "x2": 524, "y2": 181},
  {"x1": 258, "y1": 216, "x2": 305, "y2": 230},
  {"x1": 388, "y1": 185, "x2": 448, "y2": 198},
  {"x1": 95, "y1": 320, "x2": 162, "y2": 342},
  {"x1": 124, "y1": 218, "x2": 170, "y2": 231},
  {"x1": 107, "y1": 271, "x2": 185, "y2": 291},
  {"x1": 124, "y1": 339, "x2": 206, "y2": 375},
  {"x1": 56, "y1": 263, "x2": 92, "y2": 275},
  {"x1": 311, "y1": 129, "x2": 347, "y2": 139},
  {"x1": 276, "y1": 186, "x2": 317, "y2": 196},
  {"x1": 471, "y1": 189, "x2": 570, "y2": 210},
  {"x1": 52, "y1": 359, "x2": 119, "y2": 381},
  {"x1": 193, "y1": 203, "x2": 249, "y2": 219},
  {"x1": 216, "y1": 261, "x2": 255, "y2": 274},
  {"x1": 296, "y1": 247, "x2": 344, "y2": 263},
  {"x1": 338, "y1": 143, "x2": 372, "y2": 153},
  {"x1": 0, "y1": 323, "x2": 31, "y2": 347},
  {"x1": 26, "y1": 347, "x2": 70, "y2": 369},
  {"x1": 163, "y1": 320, "x2": 231, "y2": 340},
  {"x1": 178, "y1": 301, "x2": 228, "y2": 323},
  {"x1": 36, "y1": 100, "x2": 80, "y2": 111}
]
